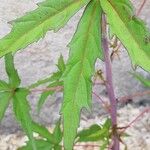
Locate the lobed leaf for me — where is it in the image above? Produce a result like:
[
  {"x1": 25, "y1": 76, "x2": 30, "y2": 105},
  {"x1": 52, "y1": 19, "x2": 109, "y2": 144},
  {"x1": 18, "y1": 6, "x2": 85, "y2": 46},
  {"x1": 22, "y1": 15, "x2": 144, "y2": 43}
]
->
[
  {"x1": 37, "y1": 81, "x2": 63, "y2": 112},
  {"x1": 5, "y1": 53, "x2": 20, "y2": 88},
  {"x1": 61, "y1": 0, "x2": 103, "y2": 149},
  {"x1": 0, "y1": 92, "x2": 12, "y2": 121},
  {"x1": 100, "y1": 0, "x2": 150, "y2": 72},
  {"x1": 29, "y1": 54, "x2": 65, "y2": 89},
  {"x1": 76, "y1": 124, "x2": 102, "y2": 142},
  {"x1": 31, "y1": 122, "x2": 57, "y2": 144},
  {"x1": 13, "y1": 88, "x2": 36, "y2": 150},
  {"x1": 0, "y1": 80, "x2": 10, "y2": 91},
  {"x1": 53, "y1": 119, "x2": 63, "y2": 144},
  {"x1": 0, "y1": 0, "x2": 90, "y2": 57},
  {"x1": 76, "y1": 119, "x2": 111, "y2": 142}
]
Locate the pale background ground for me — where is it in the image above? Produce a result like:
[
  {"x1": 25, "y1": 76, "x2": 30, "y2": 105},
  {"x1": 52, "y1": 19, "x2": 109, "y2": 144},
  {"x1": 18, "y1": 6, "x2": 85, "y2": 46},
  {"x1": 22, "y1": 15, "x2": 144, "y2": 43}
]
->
[{"x1": 0, "y1": 0, "x2": 150, "y2": 149}]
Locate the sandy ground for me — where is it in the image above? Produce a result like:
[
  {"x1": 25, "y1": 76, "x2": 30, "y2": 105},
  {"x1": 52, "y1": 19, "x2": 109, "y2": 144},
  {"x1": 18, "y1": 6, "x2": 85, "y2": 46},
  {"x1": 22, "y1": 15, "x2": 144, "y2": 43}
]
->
[{"x1": 0, "y1": 0, "x2": 150, "y2": 149}]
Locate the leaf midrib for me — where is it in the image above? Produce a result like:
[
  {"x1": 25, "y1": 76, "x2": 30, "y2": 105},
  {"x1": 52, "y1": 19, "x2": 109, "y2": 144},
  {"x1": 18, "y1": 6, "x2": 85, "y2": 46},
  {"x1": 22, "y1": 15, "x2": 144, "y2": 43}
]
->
[
  {"x1": 71, "y1": 1, "x2": 98, "y2": 107},
  {"x1": 107, "y1": 0, "x2": 146, "y2": 56}
]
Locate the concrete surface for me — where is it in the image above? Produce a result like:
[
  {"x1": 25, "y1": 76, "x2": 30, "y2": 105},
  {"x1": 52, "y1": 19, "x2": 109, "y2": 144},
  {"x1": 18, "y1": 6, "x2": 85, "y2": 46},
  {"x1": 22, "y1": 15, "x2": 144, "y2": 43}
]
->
[{"x1": 0, "y1": 0, "x2": 150, "y2": 134}]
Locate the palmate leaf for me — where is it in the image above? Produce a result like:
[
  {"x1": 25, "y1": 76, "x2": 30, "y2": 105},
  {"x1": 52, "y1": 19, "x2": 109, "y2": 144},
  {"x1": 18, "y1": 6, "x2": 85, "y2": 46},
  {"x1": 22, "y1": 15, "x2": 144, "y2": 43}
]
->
[
  {"x1": 0, "y1": 0, "x2": 90, "y2": 57},
  {"x1": 100, "y1": 0, "x2": 150, "y2": 72},
  {"x1": 61, "y1": 0, "x2": 103, "y2": 149},
  {"x1": 13, "y1": 88, "x2": 36, "y2": 150}
]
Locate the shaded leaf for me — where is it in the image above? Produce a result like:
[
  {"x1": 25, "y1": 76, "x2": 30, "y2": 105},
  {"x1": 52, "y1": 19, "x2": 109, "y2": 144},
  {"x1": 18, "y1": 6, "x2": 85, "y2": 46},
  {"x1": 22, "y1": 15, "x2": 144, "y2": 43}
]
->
[
  {"x1": 0, "y1": 80, "x2": 10, "y2": 91},
  {"x1": 18, "y1": 139, "x2": 53, "y2": 150},
  {"x1": 5, "y1": 53, "x2": 20, "y2": 88},
  {"x1": 53, "y1": 119, "x2": 63, "y2": 144},
  {"x1": 61, "y1": 0, "x2": 103, "y2": 149},
  {"x1": 76, "y1": 124, "x2": 102, "y2": 142},
  {"x1": 76, "y1": 119, "x2": 111, "y2": 142},
  {"x1": 0, "y1": 92, "x2": 12, "y2": 121},
  {"x1": 53, "y1": 145, "x2": 61, "y2": 150},
  {"x1": 13, "y1": 88, "x2": 36, "y2": 150},
  {"x1": 0, "y1": 0, "x2": 90, "y2": 57},
  {"x1": 32, "y1": 121, "x2": 57, "y2": 144},
  {"x1": 37, "y1": 81, "x2": 63, "y2": 112},
  {"x1": 100, "y1": 0, "x2": 150, "y2": 72}
]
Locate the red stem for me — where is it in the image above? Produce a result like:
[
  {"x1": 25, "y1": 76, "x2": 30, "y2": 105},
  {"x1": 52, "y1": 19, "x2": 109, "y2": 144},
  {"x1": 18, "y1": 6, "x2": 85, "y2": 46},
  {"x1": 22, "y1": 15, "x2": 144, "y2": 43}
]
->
[
  {"x1": 102, "y1": 15, "x2": 119, "y2": 150},
  {"x1": 118, "y1": 90, "x2": 150, "y2": 103},
  {"x1": 92, "y1": 91, "x2": 111, "y2": 113},
  {"x1": 120, "y1": 107, "x2": 150, "y2": 133}
]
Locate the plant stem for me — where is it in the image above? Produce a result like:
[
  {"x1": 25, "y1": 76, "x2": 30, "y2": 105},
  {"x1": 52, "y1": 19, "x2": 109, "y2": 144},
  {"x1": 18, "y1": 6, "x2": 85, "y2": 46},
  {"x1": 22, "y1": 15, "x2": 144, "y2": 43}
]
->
[
  {"x1": 118, "y1": 90, "x2": 150, "y2": 103},
  {"x1": 102, "y1": 15, "x2": 119, "y2": 150}
]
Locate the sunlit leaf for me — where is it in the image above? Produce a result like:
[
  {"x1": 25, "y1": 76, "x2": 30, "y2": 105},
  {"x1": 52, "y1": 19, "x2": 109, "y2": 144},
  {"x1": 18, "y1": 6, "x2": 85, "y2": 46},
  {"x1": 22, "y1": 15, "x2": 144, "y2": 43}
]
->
[
  {"x1": 0, "y1": 0, "x2": 90, "y2": 57},
  {"x1": 53, "y1": 119, "x2": 62, "y2": 144},
  {"x1": 61, "y1": 0, "x2": 103, "y2": 149},
  {"x1": 57, "y1": 54, "x2": 66, "y2": 73},
  {"x1": 100, "y1": 0, "x2": 150, "y2": 72},
  {"x1": 5, "y1": 53, "x2": 20, "y2": 88}
]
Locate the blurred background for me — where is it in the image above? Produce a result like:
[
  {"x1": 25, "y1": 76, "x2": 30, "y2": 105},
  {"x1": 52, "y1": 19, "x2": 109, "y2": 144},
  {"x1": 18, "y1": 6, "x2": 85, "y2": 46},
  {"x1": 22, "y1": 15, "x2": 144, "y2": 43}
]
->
[{"x1": 0, "y1": 0, "x2": 149, "y2": 149}]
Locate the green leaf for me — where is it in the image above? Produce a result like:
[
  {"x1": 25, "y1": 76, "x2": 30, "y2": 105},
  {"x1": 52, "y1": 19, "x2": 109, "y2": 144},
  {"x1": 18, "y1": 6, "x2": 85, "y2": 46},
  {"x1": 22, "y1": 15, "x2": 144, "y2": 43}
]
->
[
  {"x1": 53, "y1": 145, "x2": 61, "y2": 150},
  {"x1": 131, "y1": 72, "x2": 150, "y2": 87},
  {"x1": 13, "y1": 88, "x2": 36, "y2": 150},
  {"x1": 18, "y1": 139, "x2": 53, "y2": 150},
  {"x1": 28, "y1": 71, "x2": 62, "y2": 89},
  {"x1": 53, "y1": 119, "x2": 63, "y2": 144},
  {"x1": 0, "y1": 92, "x2": 12, "y2": 121},
  {"x1": 100, "y1": 140, "x2": 109, "y2": 150},
  {"x1": 76, "y1": 119, "x2": 111, "y2": 142},
  {"x1": 5, "y1": 53, "x2": 20, "y2": 88},
  {"x1": 76, "y1": 124, "x2": 102, "y2": 142},
  {"x1": 32, "y1": 122, "x2": 57, "y2": 144},
  {"x1": 29, "y1": 54, "x2": 65, "y2": 89},
  {"x1": 0, "y1": 80, "x2": 10, "y2": 91},
  {"x1": 0, "y1": 0, "x2": 90, "y2": 57},
  {"x1": 100, "y1": 0, "x2": 150, "y2": 72},
  {"x1": 57, "y1": 54, "x2": 66, "y2": 73},
  {"x1": 37, "y1": 81, "x2": 63, "y2": 112},
  {"x1": 61, "y1": 0, "x2": 103, "y2": 149}
]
